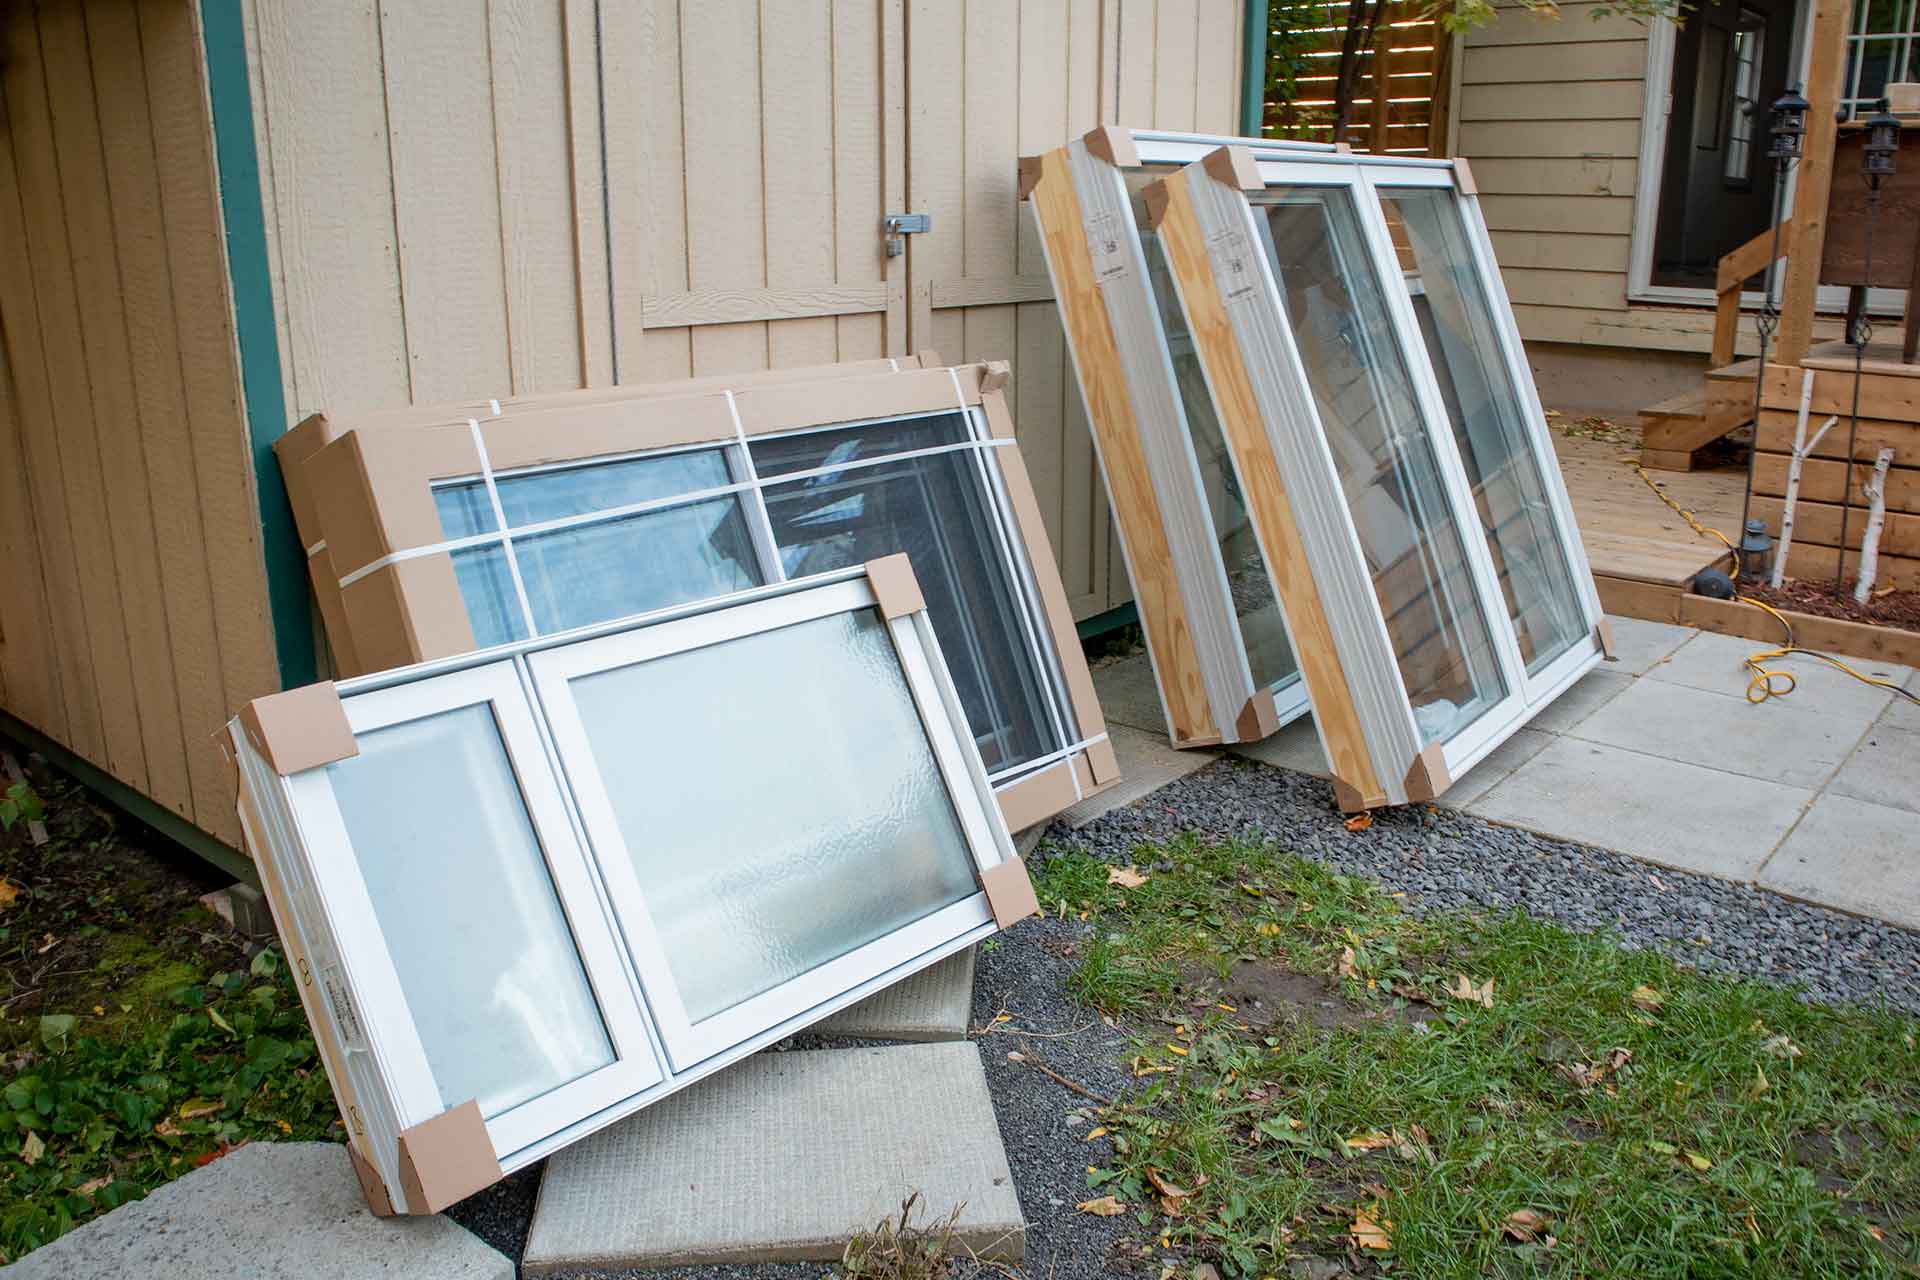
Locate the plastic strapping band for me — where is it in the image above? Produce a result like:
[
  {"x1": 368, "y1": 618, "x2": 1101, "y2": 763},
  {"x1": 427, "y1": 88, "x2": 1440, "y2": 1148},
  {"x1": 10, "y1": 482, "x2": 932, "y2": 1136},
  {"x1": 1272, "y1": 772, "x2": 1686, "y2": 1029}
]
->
[
  {"x1": 488, "y1": 399, "x2": 503, "y2": 417},
  {"x1": 985, "y1": 732, "x2": 1111, "y2": 794},
  {"x1": 467, "y1": 418, "x2": 538, "y2": 637},
  {"x1": 306, "y1": 539, "x2": 326, "y2": 557},
  {"x1": 725, "y1": 389, "x2": 787, "y2": 582}
]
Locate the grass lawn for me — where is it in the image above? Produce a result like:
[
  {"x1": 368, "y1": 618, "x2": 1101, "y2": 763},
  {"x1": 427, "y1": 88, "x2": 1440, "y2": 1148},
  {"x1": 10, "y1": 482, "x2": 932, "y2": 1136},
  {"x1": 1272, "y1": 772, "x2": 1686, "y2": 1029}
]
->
[
  {"x1": 1033, "y1": 836, "x2": 1920, "y2": 1279},
  {"x1": 0, "y1": 763, "x2": 338, "y2": 1263}
]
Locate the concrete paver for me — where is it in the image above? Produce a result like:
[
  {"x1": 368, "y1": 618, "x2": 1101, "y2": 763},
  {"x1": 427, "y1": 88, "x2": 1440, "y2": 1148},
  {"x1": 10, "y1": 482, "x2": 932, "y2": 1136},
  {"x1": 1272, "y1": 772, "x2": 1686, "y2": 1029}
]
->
[
  {"x1": 1468, "y1": 737, "x2": 1814, "y2": 881},
  {"x1": 1569, "y1": 679, "x2": 1874, "y2": 789},
  {"x1": 1827, "y1": 723, "x2": 1920, "y2": 815},
  {"x1": 1088, "y1": 652, "x2": 1166, "y2": 735},
  {"x1": 813, "y1": 947, "x2": 975, "y2": 1042},
  {"x1": 521, "y1": 1043, "x2": 1023, "y2": 1271},
  {"x1": 1230, "y1": 714, "x2": 1328, "y2": 777},
  {"x1": 1, "y1": 1143, "x2": 509, "y2": 1280},
  {"x1": 1647, "y1": 630, "x2": 1907, "y2": 721},
  {"x1": 1882, "y1": 670, "x2": 1920, "y2": 730},
  {"x1": 1759, "y1": 794, "x2": 1920, "y2": 931},
  {"x1": 1060, "y1": 722, "x2": 1219, "y2": 828},
  {"x1": 1439, "y1": 728, "x2": 1553, "y2": 809},
  {"x1": 1523, "y1": 668, "x2": 1633, "y2": 735},
  {"x1": 1602, "y1": 614, "x2": 1697, "y2": 675}
]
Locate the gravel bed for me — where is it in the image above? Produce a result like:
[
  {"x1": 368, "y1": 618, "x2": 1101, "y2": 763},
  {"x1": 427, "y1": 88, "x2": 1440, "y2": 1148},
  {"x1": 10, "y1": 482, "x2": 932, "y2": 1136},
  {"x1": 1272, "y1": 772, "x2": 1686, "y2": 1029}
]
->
[
  {"x1": 1047, "y1": 756, "x2": 1920, "y2": 1016},
  {"x1": 449, "y1": 754, "x2": 1920, "y2": 1275}
]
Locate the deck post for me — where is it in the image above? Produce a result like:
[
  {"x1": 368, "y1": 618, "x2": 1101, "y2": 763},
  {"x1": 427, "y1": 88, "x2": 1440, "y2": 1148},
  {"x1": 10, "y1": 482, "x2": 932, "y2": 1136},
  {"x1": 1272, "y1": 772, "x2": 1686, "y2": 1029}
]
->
[{"x1": 1777, "y1": 0, "x2": 1854, "y2": 367}]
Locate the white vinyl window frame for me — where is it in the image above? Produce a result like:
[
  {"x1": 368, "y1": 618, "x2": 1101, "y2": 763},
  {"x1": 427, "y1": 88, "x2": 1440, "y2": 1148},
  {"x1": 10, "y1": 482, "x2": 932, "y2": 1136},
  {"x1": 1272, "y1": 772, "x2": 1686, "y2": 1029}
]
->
[
  {"x1": 422, "y1": 404, "x2": 1082, "y2": 793},
  {"x1": 239, "y1": 567, "x2": 1014, "y2": 1180},
  {"x1": 527, "y1": 575, "x2": 1005, "y2": 1070},
  {"x1": 1135, "y1": 137, "x2": 1606, "y2": 787},
  {"x1": 277, "y1": 661, "x2": 663, "y2": 1166}
]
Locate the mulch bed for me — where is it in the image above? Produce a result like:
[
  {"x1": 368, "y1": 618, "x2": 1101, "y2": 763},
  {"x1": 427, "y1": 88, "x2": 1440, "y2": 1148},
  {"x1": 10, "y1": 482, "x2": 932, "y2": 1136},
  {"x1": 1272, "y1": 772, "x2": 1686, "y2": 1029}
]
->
[{"x1": 1741, "y1": 578, "x2": 1920, "y2": 634}]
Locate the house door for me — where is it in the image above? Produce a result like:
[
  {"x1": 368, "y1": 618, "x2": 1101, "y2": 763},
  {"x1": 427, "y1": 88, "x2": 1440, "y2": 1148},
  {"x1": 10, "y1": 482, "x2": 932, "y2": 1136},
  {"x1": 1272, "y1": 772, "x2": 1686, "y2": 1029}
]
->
[{"x1": 1650, "y1": 0, "x2": 1800, "y2": 287}]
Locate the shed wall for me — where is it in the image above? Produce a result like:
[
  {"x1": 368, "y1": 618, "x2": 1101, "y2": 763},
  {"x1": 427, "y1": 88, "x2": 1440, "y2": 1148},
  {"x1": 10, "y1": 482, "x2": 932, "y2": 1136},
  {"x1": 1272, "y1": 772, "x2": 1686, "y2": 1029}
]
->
[{"x1": 0, "y1": 0, "x2": 277, "y2": 847}]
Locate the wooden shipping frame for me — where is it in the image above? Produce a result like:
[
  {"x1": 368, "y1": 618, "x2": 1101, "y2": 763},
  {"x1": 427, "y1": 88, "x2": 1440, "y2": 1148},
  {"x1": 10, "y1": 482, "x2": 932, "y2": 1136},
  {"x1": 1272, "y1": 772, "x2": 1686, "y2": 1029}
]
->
[
  {"x1": 291, "y1": 360, "x2": 1115, "y2": 833},
  {"x1": 1144, "y1": 143, "x2": 1608, "y2": 808}
]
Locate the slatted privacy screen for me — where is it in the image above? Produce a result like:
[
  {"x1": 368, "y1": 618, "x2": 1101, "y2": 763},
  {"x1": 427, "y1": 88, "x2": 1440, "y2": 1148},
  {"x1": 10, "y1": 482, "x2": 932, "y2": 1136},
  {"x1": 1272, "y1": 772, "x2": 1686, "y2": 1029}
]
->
[
  {"x1": 296, "y1": 361, "x2": 1114, "y2": 833},
  {"x1": 1143, "y1": 141, "x2": 1607, "y2": 808},
  {"x1": 1021, "y1": 128, "x2": 1340, "y2": 748},
  {"x1": 231, "y1": 566, "x2": 1029, "y2": 1212}
]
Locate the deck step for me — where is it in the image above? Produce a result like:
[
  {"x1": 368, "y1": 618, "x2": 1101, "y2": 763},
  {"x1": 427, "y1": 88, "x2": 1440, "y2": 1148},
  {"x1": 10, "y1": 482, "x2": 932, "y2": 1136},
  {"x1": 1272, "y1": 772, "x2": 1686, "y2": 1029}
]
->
[{"x1": 1638, "y1": 380, "x2": 1752, "y2": 470}]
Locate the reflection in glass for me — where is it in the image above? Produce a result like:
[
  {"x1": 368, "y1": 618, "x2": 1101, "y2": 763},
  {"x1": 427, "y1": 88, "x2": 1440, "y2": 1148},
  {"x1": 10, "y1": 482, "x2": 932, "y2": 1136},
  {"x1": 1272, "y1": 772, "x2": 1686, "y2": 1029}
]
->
[
  {"x1": 1379, "y1": 187, "x2": 1587, "y2": 675},
  {"x1": 1252, "y1": 186, "x2": 1507, "y2": 744},
  {"x1": 754, "y1": 415, "x2": 1061, "y2": 774},
  {"x1": 326, "y1": 703, "x2": 612, "y2": 1117},
  {"x1": 573, "y1": 610, "x2": 980, "y2": 1025}
]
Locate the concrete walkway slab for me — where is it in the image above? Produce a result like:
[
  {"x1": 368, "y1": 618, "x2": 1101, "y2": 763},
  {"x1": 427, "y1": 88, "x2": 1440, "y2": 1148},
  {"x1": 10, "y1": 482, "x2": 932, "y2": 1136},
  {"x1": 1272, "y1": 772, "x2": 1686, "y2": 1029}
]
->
[
  {"x1": 1883, "y1": 671, "x2": 1920, "y2": 730},
  {"x1": 1089, "y1": 652, "x2": 1166, "y2": 735},
  {"x1": 1759, "y1": 794, "x2": 1920, "y2": 930},
  {"x1": 1604, "y1": 614, "x2": 1697, "y2": 675},
  {"x1": 1648, "y1": 631, "x2": 1907, "y2": 721},
  {"x1": 2, "y1": 1142, "x2": 509, "y2": 1279},
  {"x1": 1230, "y1": 715, "x2": 1328, "y2": 777},
  {"x1": 812, "y1": 947, "x2": 975, "y2": 1041},
  {"x1": 1062, "y1": 723, "x2": 1219, "y2": 827},
  {"x1": 1827, "y1": 723, "x2": 1920, "y2": 816},
  {"x1": 1524, "y1": 668, "x2": 1633, "y2": 735},
  {"x1": 1469, "y1": 737, "x2": 1813, "y2": 880},
  {"x1": 522, "y1": 1043, "x2": 1023, "y2": 1272},
  {"x1": 1440, "y1": 727, "x2": 1553, "y2": 808},
  {"x1": 1569, "y1": 679, "x2": 1872, "y2": 789}
]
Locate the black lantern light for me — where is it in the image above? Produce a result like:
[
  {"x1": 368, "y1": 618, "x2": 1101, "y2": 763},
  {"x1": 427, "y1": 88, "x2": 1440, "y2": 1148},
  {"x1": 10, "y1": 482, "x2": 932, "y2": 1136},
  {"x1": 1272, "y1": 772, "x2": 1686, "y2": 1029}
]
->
[
  {"x1": 1864, "y1": 98, "x2": 1901, "y2": 182},
  {"x1": 1768, "y1": 86, "x2": 1811, "y2": 160}
]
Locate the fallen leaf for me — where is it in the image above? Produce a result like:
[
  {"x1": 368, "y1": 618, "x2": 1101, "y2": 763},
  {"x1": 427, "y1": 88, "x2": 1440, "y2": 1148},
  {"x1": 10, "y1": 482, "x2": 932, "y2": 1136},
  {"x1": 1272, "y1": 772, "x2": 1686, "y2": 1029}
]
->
[
  {"x1": 91, "y1": 1005, "x2": 104, "y2": 1017},
  {"x1": 1342, "y1": 1131, "x2": 1395, "y2": 1154},
  {"x1": 154, "y1": 1118, "x2": 183, "y2": 1138},
  {"x1": 1337, "y1": 946, "x2": 1358, "y2": 979},
  {"x1": 19, "y1": 1132, "x2": 43, "y2": 1165},
  {"x1": 1107, "y1": 866, "x2": 1148, "y2": 889},
  {"x1": 1076, "y1": 1196, "x2": 1127, "y2": 1217},
  {"x1": 75, "y1": 1177, "x2": 110, "y2": 1198},
  {"x1": 178, "y1": 1099, "x2": 225, "y2": 1121},
  {"x1": 1448, "y1": 974, "x2": 1495, "y2": 1008},
  {"x1": 1685, "y1": 1151, "x2": 1712, "y2": 1171},
  {"x1": 1145, "y1": 1167, "x2": 1209, "y2": 1200},
  {"x1": 1343, "y1": 812, "x2": 1373, "y2": 833},
  {"x1": 1750, "y1": 1065, "x2": 1770, "y2": 1096},
  {"x1": 1630, "y1": 985, "x2": 1664, "y2": 1012},
  {"x1": 1130, "y1": 1057, "x2": 1176, "y2": 1077},
  {"x1": 1646, "y1": 1140, "x2": 1679, "y2": 1157},
  {"x1": 1868, "y1": 1225, "x2": 1887, "y2": 1242},
  {"x1": 207, "y1": 1008, "x2": 235, "y2": 1035},
  {"x1": 1761, "y1": 1034, "x2": 1803, "y2": 1059},
  {"x1": 1503, "y1": 1208, "x2": 1549, "y2": 1242},
  {"x1": 1351, "y1": 1204, "x2": 1393, "y2": 1250},
  {"x1": 0, "y1": 880, "x2": 18, "y2": 907},
  {"x1": 1191, "y1": 1265, "x2": 1221, "y2": 1280},
  {"x1": 1239, "y1": 883, "x2": 1264, "y2": 897},
  {"x1": 1085, "y1": 1126, "x2": 1108, "y2": 1141},
  {"x1": 1256, "y1": 922, "x2": 1282, "y2": 936}
]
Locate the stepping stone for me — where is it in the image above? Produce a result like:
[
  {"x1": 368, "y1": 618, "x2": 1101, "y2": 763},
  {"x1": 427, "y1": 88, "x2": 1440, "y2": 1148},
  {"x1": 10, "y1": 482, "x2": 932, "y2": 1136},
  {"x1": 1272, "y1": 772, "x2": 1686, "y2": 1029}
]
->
[
  {"x1": 2, "y1": 1142, "x2": 509, "y2": 1279},
  {"x1": 522, "y1": 1043, "x2": 1024, "y2": 1272},
  {"x1": 812, "y1": 947, "x2": 975, "y2": 1041}
]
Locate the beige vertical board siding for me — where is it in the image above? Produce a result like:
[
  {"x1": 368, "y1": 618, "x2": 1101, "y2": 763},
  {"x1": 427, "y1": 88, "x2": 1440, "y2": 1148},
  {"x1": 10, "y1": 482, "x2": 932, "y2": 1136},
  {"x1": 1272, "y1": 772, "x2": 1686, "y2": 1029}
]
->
[
  {"x1": 763, "y1": 0, "x2": 841, "y2": 369},
  {"x1": 250, "y1": 0, "x2": 409, "y2": 416},
  {"x1": 602, "y1": 0, "x2": 661, "y2": 381},
  {"x1": 562, "y1": 0, "x2": 614, "y2": 387},
  {"x1": 681, "y1": 3, "x2": 769, "y2": 375},
  {"x1": 1455, "y1": 2, "x2": 1648, "y2": 340},
  {"x1": 491, "y1": 0, "x2": 587, "y2": 394},
  {"x1": 0, "y1": 96, "x2": 90, "y2": 754},
  {"x1": 85, "y1": 0, "x2": 232, "y2": 832},
  {"x1": 833, "y1": 0, "x2": 891, "y2": 361},
  {"x1": 2, "y1": 17, "x2": 148, "y2": 790},
  {"x1": 0, "y1": 315, "x2": 62, "y2": 740},
  {"x1": 1153, "y1": 0, "x2": 1200, "y2": 132},
  {"x1": 379, "y1": 4, "x2": 512, "y2": 402},
  {"x1": 142, "y1": 1, "x2": 279, "y2": 742}
]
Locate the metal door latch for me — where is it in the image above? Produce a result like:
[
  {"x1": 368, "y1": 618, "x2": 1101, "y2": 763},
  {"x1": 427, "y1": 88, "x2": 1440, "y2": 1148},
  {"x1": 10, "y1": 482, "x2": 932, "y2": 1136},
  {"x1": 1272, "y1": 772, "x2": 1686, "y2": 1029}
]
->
[{"x1": 884, "y1": 212, "x2": 931, "y2": 257}]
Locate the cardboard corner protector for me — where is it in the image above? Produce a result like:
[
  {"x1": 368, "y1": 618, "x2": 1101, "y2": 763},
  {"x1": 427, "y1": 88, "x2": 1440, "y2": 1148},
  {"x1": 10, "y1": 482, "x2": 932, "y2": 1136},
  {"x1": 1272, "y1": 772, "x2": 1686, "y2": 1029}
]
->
[
  {"x1": 980, "y1": 858, "x2": 1040, "y2": 929},
  {"x1": 346, "y1": 1141, "x2": 396, "y2": 1217},
  {"x1": 1087, "y1": 735, "x2": 1120, "y2": 786},
  {"x1": 1080, "y1": 124, "x2": 1140, "y2": 168},
  {"x1": 1201, "y1": 145, "x2": 1262, "y2": 192},
  {"x1": 396, "y1": 1099, "x2": 501, "y2": 1215},
  {"x1": 1141, "y1": 177, "x2": 1173, "y2": 229},
  {"x1": 238, "y1": 683, "x2": 358, "y2": 776},
  {"x1": 1234, "y1": 690, "x2": 1280, "y2": 743},
  {"x1": 914, "y1": 348, "x2": 945, "y2": 369},
  {"x1": 1451, "y1": 156, "x2": 1477, "y2": 195},
  {"x1": 1016, "y1": 153, "x2": 1045, "y2": 200},
  {"x1": 980, "y1": 360, "x2": 1011, "y2": 394},
  {"x1": 1402, "y1": 743, "x2": 1451, "y2": 804},
  {"x1": 1331, "y1": 775, "x2": 1370, "y2": 815},
  {"x1": 1595, "y1": 616, "x2": 1617, "y2": 660},
  {"x1": 865, "y1": 553, "x2": 927, "y2": 620}
]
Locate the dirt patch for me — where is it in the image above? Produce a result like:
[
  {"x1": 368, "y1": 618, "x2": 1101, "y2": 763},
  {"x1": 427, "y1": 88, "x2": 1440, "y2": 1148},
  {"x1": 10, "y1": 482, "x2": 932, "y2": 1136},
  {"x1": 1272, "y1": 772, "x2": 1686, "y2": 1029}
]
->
[
  {"x1": 1741, "y1": 578, "x2": 1920, "y2": 634},
  {"x1": 1174, "y1": 958, "x2": 1432, "y2": 1033}
]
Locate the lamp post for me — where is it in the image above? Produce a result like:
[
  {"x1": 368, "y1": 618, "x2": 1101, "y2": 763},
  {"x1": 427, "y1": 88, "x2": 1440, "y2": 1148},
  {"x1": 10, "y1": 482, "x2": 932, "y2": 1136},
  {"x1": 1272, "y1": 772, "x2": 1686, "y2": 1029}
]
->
[
  {"x1": 1735, "y1": 87, "x2": 1811, "y2": 579},
  {"x1": 1835, "y1": 99, "x2": 1901, "y2": 589}
]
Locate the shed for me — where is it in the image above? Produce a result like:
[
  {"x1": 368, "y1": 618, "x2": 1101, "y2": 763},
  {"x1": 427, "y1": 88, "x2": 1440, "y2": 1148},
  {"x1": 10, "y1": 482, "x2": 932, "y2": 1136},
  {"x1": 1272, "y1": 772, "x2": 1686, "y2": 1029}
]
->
[{"x1": 0, "y1": 0, "x2": 1250, "y2": 867}]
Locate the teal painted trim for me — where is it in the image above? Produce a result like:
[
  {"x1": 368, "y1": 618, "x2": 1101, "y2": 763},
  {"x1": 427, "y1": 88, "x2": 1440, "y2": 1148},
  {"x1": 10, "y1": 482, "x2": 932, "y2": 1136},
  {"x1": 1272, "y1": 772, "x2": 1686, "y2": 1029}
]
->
[
  {"x1": 1075, "y1": 601, "x2": 1139, "y2": 641},
  {"x1": 200, "y1": 0, "x2": 315, "y2": 690},
  {"x1": 1241, "y1": 0, "x2": 1270, "y2": 137},
  {"x1": 0, "y1": 711, "x2": 257, "y2": 885}
]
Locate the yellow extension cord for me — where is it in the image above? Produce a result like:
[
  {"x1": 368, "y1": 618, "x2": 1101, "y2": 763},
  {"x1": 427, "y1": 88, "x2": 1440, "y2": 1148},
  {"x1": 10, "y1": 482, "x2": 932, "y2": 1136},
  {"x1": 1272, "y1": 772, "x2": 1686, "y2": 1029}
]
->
[{"x1": 1629, "y1": 463, "x2": 1920, "y2": 708}]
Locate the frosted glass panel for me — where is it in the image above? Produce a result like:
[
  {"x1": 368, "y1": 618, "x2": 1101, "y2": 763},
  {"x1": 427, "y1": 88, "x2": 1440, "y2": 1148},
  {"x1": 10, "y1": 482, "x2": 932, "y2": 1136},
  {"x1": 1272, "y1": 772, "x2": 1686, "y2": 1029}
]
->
[
  {"x1": 572, "y1": 609, "x2": 979, "y2": 1024},
  {"x1": 1253, "y1": 187, "x2": 1508, "y2": 745},
  {"x1": 325, "y1": 702, "x2": 612, "y2": 1117},
  {"x1": 1379, "y1": 187, "x2": 1587, "y2": 676}
]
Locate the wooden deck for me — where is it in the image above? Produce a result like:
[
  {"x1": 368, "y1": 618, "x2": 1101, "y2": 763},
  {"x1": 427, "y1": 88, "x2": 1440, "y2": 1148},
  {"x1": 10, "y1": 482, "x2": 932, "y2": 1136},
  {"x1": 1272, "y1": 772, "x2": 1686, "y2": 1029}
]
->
[{"x1": 1552, "y1": 433, "x2": 1744, "y2": 619}]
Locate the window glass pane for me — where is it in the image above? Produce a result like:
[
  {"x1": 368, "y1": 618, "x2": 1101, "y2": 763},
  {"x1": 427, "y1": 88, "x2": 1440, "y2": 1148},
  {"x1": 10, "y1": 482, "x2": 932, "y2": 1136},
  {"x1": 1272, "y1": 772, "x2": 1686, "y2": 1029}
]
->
[
  {"x1": 325, "y1": 702, "x2": 613, "y2": 1117},
  {"x1": 1133, "y1": 184, "x2": 1302, "y2": 697},
  {"x1": 1252, "y1": 186, "x2": 1508, "y2": 744},
  {"x1": 571, "y1": 609, "x2": 980, "y2": 1025},
  {"x1": 1379, "y1": 187, "x2": 1588, "y2": 676},
  {"x1": 753, "y1": 418, "x2": 1063, "y2": 775},
  {"x1": 435, "y1": 449, "x2": 735, "y2": 536}
]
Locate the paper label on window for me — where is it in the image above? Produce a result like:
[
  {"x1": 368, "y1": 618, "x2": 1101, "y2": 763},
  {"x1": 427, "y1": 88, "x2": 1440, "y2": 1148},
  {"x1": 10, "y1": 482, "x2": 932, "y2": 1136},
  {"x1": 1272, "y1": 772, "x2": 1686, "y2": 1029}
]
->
[
  {"x1": 322, "y1": 965, "x2": 366, "y2": 1052},
  {"x1": 1206, "y1": 227, "x2": 1259, "y2": 304},
  {"x1": 1084, "y1": 211, "x2": 1130, "y2": 284}
]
